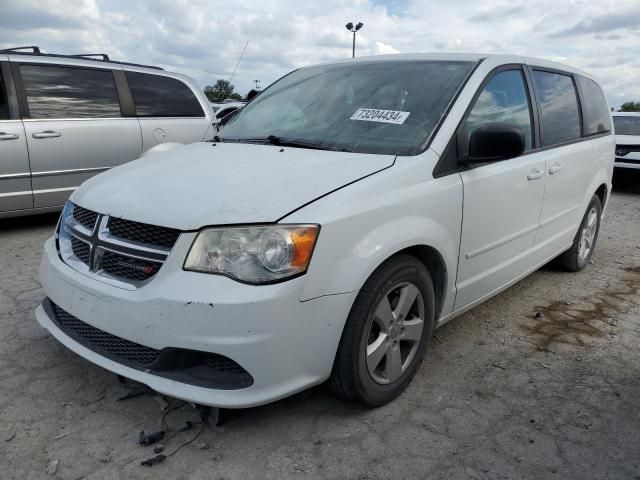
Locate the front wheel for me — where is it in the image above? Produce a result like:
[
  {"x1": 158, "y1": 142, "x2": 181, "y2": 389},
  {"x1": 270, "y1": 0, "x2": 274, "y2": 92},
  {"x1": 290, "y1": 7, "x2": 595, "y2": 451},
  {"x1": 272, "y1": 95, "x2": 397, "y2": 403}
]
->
[
  {"x1": 328, "y1": 254, "x2": 435, "y2": 407},
  {"x1": 556, "y1": 195, "x2": 602, "y2": 272}
]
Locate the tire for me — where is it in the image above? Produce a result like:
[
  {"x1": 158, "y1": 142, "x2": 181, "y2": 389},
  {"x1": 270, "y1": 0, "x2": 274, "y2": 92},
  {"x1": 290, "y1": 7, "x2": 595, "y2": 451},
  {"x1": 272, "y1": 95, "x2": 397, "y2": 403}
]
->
[
  {"x1": 555, "y1": 195, "x2": 602, "y2": 272},
  {"x1": 328, "y1": 254, "x2": 435, "y2": 407}
]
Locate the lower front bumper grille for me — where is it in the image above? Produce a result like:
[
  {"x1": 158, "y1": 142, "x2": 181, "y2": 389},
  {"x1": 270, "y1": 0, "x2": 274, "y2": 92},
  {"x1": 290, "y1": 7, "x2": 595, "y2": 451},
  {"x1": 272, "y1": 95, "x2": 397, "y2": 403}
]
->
[{"x1": 45, "y1": 299, "x2": 253, "y2": 390}]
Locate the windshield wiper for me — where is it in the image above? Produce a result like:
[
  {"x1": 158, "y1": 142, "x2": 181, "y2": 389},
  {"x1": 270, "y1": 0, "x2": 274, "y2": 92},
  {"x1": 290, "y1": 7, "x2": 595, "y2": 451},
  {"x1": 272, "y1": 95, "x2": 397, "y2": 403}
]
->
[{"x1": 220, "y1": 135, "x2": 351, "y2": 152}]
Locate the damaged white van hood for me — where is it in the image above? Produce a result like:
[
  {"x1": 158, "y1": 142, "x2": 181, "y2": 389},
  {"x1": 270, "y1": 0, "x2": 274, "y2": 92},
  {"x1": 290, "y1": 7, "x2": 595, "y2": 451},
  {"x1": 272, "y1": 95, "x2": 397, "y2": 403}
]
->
[{"x1": 71, "y1": 142, "x2": 395, "y2": 230}]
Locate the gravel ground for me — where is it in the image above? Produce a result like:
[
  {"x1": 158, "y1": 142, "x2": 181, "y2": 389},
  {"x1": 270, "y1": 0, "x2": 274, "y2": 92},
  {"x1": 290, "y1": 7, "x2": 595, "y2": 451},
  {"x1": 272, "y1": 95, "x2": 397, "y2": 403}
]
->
[{"x1": 1, "y1": 173, "x2": 639, "y2": 480}]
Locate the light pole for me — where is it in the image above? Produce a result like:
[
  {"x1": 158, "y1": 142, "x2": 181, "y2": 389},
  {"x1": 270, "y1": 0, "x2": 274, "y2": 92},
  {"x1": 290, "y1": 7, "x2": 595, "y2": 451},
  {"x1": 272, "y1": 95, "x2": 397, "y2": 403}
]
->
[
  {"x1": 345, "y1": 22, "x2": 364, "y2": 58},
  {"x1": 253, "y1": 79, "x2": 261, "y2": 91}
]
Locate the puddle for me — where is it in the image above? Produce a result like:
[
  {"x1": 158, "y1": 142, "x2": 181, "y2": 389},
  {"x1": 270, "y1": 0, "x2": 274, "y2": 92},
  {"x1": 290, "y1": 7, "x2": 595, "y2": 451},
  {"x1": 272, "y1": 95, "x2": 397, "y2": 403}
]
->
[{"x1": 523, "y1": 266, "x2": 640, "y2": 351}]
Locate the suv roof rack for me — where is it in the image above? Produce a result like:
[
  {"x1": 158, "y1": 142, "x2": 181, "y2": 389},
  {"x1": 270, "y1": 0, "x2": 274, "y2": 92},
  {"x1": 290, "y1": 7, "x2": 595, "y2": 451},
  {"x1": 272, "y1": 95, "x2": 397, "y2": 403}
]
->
[{"x1": 0, "y1": 46, "x2": 164, "y2": 70}]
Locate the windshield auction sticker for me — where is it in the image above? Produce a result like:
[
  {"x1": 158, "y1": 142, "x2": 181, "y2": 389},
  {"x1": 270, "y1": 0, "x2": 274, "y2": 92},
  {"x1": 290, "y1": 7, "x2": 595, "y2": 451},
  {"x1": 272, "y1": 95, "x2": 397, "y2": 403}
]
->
[
  {"x1": 350, "y1": 108, "x2": 410, "y2": 125},
  {"x1": 350, "y1": 108, "x2": 411, "y2": 125}
]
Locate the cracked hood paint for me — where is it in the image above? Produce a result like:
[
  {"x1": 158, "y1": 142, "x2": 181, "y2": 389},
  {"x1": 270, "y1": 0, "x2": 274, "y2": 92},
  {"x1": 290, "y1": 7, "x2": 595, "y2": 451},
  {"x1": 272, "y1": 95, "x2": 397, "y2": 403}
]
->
[{"x1": 71, "y1": 142, "x2": 395, "y2": 230}]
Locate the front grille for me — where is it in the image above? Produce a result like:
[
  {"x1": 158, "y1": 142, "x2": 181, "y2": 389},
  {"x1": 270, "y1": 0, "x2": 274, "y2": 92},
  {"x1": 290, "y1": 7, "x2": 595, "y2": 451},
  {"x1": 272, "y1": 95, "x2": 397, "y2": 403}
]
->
[
  {"x1": 71, "y1": 237, "x2": 90, "y2": 265},
  {"x1": 53, "y1": 304, "x2": 160, "y2": 365},
  {"x1": 100, "y1": 250, "x2": 161, "y2": 282},
  {"x1": 61, "y1": 203, "x2": 182, "y2": 288},
  {"x1": 108, "y1": 217, "x2": 181, "y2": 249},
  {"x1": 73, "y1": 205, "x2": 98, "y2": 230}
]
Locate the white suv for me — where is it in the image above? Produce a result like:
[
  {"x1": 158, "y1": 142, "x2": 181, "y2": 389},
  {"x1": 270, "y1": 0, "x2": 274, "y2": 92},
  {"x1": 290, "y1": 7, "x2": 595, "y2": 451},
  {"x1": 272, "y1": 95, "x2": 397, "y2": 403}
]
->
[
  {"x1": 36, "y1": 53, "x2": 614, "y2": 408},
  {"x1": 612, "y1": 112, "x2": 640, "y2": 171}
]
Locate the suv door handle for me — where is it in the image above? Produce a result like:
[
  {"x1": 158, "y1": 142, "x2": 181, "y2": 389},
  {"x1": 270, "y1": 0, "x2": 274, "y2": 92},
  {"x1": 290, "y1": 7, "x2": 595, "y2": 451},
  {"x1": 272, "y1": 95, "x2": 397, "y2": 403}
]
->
[
  {"x1": 32, "y1": 131, "x2": 62, "y2": 139},
  {"x1": 549, "y1": 163, "x2": 564, "y2": 175},
  {"x1": 527, "y1": 168, "x2": 545, "y2": 180},
  {"x1": 0, "y1": 132, "x2": 19, "y2": 141}
]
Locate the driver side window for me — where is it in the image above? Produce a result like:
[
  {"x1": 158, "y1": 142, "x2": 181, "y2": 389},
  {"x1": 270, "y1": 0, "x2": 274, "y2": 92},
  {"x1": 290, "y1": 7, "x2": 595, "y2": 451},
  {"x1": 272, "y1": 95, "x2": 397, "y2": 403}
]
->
[{"x1": 465, "y1": 69, "x2": 533, "y2": 152}]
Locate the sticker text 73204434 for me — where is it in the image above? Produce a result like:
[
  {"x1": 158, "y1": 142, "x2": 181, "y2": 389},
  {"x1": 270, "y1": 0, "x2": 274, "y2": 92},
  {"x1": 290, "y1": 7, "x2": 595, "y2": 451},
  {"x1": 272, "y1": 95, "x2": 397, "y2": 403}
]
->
[{"x1": 350, "y1": 108, "x2": 411, "y2": 125}]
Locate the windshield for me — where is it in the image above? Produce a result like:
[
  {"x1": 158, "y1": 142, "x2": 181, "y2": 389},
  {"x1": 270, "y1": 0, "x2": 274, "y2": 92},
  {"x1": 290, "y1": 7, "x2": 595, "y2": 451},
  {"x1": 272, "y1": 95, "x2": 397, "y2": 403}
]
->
[
  {"x1": 613, "y1": 115, "x2": 640, "y2": 136},
  {"x1": 220, "y1": 60, "x2": 476, "y2": 155}
]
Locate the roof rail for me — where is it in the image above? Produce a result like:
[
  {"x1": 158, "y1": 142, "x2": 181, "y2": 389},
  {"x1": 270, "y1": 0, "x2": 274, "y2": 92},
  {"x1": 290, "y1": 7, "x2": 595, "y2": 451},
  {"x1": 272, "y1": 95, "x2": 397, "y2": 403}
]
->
[
  {"x1": 70, "y1": 53, "x2": 111, "y2": 62},
  {"x1": 0, "y1": 46, "x2": 41, "y2": 54},
  {"x1": 0, "y1": 46, "x2": 163, "y2": 70}
]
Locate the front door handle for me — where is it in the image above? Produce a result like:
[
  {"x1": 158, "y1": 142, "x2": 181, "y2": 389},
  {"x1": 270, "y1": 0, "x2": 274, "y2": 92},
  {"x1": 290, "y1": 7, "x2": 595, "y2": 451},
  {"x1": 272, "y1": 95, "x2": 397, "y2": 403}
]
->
[
  {"x1": 0, "y1": 132, "x2": 19, "y2": 141},
  {"x1": 549, "y1": 162, "x2": 564, "y2": 175},
  {"x1": 32, "y1": 131, "x2": 62, "y2": 139},
  {"x1": 527, "y1": 168, "x2": 545, "y2": 181}
]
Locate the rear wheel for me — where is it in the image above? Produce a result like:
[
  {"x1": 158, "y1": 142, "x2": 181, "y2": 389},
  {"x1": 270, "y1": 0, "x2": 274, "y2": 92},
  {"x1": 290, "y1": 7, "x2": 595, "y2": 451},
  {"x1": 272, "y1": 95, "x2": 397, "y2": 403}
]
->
[
  {"x1": 328, "y1": 254, "x2": 435, "y2": 407},
  {"x1": 556, "y1": 195, "x2": 602, "y2": 272}
]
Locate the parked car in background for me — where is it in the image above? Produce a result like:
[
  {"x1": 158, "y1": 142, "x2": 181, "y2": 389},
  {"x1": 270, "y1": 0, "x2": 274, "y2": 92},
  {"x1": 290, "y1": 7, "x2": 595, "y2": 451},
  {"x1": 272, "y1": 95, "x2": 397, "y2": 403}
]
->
[
  {"x1": 210, "y1": 101, "x2": 245, "y2": 119},
  {"x1": 612, "y1": 112, "x2": 640, "y2": 172},
  {"x1": 0, "y1": 47, "x2": 216, "y2": 218},
  {"x1": 36, "y1": 53, "x2": 613, "y2": 409}
]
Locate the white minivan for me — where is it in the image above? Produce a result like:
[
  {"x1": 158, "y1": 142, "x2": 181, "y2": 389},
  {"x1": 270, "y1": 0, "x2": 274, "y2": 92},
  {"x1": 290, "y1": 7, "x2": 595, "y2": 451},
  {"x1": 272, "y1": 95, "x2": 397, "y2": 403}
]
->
[{"x1": 36, "y1": 54, "x2": 614, "y2": 408}]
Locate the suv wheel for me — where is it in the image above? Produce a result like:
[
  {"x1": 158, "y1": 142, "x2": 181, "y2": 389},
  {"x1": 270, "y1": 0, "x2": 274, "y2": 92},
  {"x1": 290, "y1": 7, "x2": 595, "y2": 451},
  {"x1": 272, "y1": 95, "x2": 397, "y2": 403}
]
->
[
  {"x1": 328, "y1": 254, "x2": 435, "y2": 407},
  {"x1": 556, "y1": 195, "x2": 602, "y2": 272}
]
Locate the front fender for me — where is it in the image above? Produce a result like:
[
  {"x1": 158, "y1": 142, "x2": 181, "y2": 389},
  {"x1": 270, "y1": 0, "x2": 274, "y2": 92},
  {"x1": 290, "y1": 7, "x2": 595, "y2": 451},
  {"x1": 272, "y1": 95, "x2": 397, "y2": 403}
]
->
[{"x1": 283, "y1": 157, "x2": 462, "y2": 317}]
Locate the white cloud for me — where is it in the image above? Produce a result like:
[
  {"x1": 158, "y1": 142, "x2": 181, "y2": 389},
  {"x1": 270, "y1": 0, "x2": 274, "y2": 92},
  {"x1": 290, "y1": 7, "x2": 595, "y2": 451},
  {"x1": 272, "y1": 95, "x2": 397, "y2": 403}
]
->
[{"x1": 0, "y1": 0, "x2": 639, "y2": 107}]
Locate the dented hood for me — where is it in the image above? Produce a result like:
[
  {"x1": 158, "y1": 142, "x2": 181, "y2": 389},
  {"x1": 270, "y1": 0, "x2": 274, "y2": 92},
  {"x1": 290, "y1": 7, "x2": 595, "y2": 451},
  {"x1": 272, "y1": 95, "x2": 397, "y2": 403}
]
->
[{"x1": 71, "y1": 142, "x2": 395, "y2": 230}]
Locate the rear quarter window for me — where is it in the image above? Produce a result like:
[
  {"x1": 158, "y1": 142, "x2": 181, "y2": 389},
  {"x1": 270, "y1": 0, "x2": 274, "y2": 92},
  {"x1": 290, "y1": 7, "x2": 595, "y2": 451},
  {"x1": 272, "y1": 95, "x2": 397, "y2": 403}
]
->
[
  {"x1": 532, "y1": 70, "x2": 582, "y2": 147},
  {"x1": 126, "y1": 72, "x2": 204, "y2": 117},
  {"x1": 577, "y1": 76, "x2": 611, "y2": 136}
]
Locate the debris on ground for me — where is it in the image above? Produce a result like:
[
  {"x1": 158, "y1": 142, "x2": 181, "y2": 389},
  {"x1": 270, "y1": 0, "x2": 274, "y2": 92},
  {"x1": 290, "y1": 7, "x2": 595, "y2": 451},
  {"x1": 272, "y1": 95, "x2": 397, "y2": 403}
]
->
[
  {"x1": 138, "y1": 430, "x2": 165, "y2": 446},
  {"x1": 535, "y1": 311, "x2": 544, "y2": 319},
  {"x1": 492, "y1": 363, "x2": 506, "y2": 370},
  {"x1": 198, "y1": 441, "x2": 210, "y2": 450},
  {"x1": 140, "y1": 454, "x2": 166, "y2": 467},
  {"x1": 54, "y1": 432, "x2": 70, "y2": 440},
  {"x1": 4, "y1": 431, "x2": 16, "y2": 442},
  {"x1": 46, "y1": 459, "x2": 59, "y2": 475},
  {"x1": 82, "y1": 394, "x2": 106, "y2": 406}
]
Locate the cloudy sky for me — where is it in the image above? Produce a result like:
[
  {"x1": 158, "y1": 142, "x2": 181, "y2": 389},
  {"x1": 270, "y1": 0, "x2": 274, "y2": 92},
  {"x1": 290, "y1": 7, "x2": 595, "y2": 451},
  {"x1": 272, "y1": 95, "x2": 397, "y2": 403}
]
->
[{"x1": 1, "y1": 0, "x2": 639, "y2": 107}]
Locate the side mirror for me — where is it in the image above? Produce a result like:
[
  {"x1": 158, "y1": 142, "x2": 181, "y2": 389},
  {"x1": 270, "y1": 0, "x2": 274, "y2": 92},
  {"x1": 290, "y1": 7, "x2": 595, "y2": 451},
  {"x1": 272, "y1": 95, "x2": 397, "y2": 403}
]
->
[
  {"x1": 219, "y1": 108, "x2": 240, "y2": 126},
  {"x1": 468, "y1": 123, "x2": 525, "y2": 163}
]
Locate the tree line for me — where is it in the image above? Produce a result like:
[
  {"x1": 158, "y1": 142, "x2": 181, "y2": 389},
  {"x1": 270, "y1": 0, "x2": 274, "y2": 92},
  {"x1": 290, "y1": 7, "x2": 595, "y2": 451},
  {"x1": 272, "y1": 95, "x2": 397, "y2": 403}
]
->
[
  {"x1": 618, "y1": 102, "x2": 640, "y2": 112},
  {"x1": 204, "y1": 79, "x2": 247, "y2": 102}
]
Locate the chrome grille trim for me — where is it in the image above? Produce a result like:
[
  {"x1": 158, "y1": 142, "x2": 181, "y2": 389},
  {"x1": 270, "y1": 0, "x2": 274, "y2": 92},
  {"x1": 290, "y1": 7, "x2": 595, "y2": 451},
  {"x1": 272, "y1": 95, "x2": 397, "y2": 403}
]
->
[{"x1": 59, "y1": 203, "x2": 180, "y2": 289}]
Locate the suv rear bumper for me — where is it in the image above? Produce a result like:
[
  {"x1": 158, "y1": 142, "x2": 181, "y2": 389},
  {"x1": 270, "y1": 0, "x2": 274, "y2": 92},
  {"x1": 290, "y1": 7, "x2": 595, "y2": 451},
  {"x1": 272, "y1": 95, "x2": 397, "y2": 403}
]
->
[{"x1": 36, "y1": 237, "x2": 357, "y2": 408}]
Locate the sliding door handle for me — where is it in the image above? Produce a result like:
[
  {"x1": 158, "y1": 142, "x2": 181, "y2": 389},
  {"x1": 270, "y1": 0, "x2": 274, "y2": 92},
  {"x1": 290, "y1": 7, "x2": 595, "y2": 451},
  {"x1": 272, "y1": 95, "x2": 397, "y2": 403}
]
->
[
  {"x1": 32, "y1": 131, "x2": 62, "y2": 139},
  {"x1": 549, "y1": 163, "x2": 564, "y2": 175},
  {"x1": 527, "y1": 168, "x2": 545, "y2": 180},
  {"x1": 0, "y1": 132, "x2": 19, "y2": 141}
]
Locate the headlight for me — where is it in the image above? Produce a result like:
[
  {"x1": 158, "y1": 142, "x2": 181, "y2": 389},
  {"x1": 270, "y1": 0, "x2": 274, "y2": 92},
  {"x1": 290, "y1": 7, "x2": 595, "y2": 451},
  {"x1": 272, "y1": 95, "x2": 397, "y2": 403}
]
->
[{"x1": 183, "y1": 225, "x2": 319, "y2": 284}]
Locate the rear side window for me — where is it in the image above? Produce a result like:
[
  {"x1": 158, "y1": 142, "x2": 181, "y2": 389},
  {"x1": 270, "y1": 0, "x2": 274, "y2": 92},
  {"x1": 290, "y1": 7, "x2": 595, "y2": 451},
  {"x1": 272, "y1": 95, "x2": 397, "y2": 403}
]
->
[
  {"x1": 20, "y1": 65, "x2": 121, "y2": 119},
  {"x1": 465, "y1": 69, "x2": 534, "y2": 151},
  {"x1": 532, "y1": 70, "x2": 582, "y2": 146},
  {"x1": 577, "y1": 76, "x2": 611, "y2": 136},
  {"x1": 126, "y1": 72, "x2": 204, "y2": 117}
]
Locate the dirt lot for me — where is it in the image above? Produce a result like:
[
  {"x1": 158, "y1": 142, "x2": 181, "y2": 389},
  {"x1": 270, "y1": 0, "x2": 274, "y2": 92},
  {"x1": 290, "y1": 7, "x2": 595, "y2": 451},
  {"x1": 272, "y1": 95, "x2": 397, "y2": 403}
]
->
[{"x1": 1, "y1": 174, "x2": 639, "y2": 480}]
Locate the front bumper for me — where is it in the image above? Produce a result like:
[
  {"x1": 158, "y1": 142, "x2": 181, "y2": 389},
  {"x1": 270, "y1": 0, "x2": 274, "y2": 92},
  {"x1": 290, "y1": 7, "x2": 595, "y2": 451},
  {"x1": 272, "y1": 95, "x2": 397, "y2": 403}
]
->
[
  {"x1": 614, "y1": 159, "x2": 640, "y2": 170},
  {"x1": 36, "y1": 237, "x2": 357, "y2": 408}
]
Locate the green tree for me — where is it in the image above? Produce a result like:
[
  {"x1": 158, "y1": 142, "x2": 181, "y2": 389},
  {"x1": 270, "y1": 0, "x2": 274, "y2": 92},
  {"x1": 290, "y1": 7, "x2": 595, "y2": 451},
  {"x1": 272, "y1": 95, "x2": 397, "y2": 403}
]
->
[
  {"x1": 619, "y1": 102, "x2": 640, "y2": 112},
  {"x1": 204, "y1": 79, "x2": 236, "y2": 102}
]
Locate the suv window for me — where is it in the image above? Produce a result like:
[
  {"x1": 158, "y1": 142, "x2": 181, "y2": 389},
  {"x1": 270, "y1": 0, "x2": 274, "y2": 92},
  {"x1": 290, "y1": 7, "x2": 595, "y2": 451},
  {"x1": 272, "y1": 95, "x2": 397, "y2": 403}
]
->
[
  {"x1": 0, "y1": 72, "x2": 8, "y2": 120},
  {"x1": 532, "y1": 70, "x2": 581, "y2": 146},
  {"x1": 464, "y1": 69, "x2": 533, "y2": 151},
  {"x1": 125, "y1": 72, "x2": 204, "y2": 117},
  {"x1": 20, "y1": 65, "x2": 121, "y2": 119},
  {"x1": 613, "y1": 116, "x2": 640, "y2": 136},
  {"x1": 577, "y1": 76, "x2": 611, "y2": 136}
]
